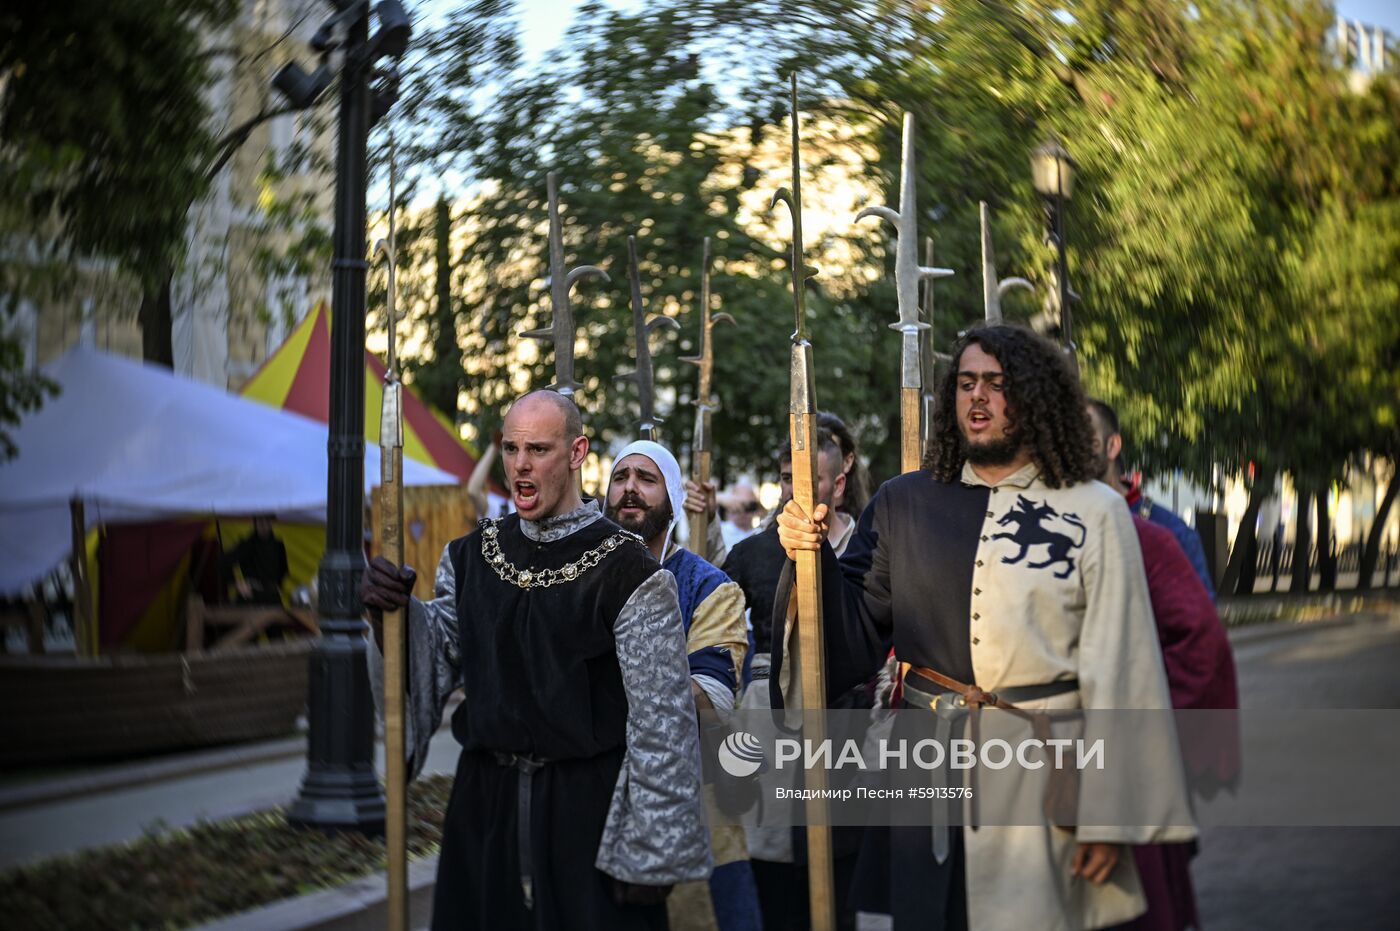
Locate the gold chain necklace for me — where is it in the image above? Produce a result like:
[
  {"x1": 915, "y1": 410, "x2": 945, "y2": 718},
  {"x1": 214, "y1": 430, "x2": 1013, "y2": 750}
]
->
[{"x1": 479, "y1": 518, "x2": 644, "y2": 590}]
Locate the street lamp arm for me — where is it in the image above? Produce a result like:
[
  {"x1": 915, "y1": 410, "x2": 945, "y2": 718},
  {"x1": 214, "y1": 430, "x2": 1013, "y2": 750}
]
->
[{"x1": 203, "y1": 102, "x2": 307, "y2": 183}]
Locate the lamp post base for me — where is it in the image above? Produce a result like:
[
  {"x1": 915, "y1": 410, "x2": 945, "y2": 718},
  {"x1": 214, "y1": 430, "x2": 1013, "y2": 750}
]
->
[
  {"x1": 288, "y1": 766, "x2": 386, "y2": 834},
  {"x1": 286, "y1": 619, "x2": 386, "y2": 835}
]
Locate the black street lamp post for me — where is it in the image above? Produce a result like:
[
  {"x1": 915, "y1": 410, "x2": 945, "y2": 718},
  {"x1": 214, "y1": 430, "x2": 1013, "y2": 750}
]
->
[
  {"x1": 271, "y1": 0, "x2": 410, "y2": 834},
  {"x1": 1030, "y1": 139, "x2": 1077, "y2": 359}
]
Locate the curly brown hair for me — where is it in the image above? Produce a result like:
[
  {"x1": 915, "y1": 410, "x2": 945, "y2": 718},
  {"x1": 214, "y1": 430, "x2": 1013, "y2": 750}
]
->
[{"x1": 922, "y1": 325, "x2": 1099, "y2": 489}]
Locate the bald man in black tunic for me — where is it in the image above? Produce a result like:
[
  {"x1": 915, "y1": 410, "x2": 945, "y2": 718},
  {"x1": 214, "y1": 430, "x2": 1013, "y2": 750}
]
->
[{"x1": 364, "y1": 390, "x2": 711, "y2": 930}]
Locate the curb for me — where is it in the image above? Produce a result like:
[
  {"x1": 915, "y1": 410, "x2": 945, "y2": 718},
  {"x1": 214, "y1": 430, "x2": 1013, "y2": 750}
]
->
[
  {"x1": 0, "y1": 696, "x2": 463, "y2": 813},
  {"x1": 1226, "y1": 610, "x2": 1395, "y2": 648},
  {"x1": 196, "y1": 855, "x2": 438, "y2": 931},
  {"x1": 0, "y1": 735, "x2": 305, "y2": 813}
]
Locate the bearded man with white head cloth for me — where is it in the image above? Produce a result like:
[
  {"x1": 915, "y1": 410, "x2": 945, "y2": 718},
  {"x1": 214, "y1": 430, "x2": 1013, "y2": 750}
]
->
[{"x1": 605, "y1": 439, "x2": 761, "y2": 931}]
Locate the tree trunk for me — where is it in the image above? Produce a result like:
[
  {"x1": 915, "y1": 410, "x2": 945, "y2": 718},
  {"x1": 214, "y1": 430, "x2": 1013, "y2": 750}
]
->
[
  {"x1": 1316, "y1": 491, "x2": 1336, "y2": 592},
  {"x1": 1357, "y1": 470, "x2": 1398, "y2": 590},
  {"x1": 428, "y1": 196, "x2": 463, "y2": 417},
  {"x1": 1221, "y1": 468, "x2": 1273, "y2": 596},
  {"x1": 139, "y1": 272, "x2": 174, "y2": 368},
  {"x1": 1291, "y1": 487, "x2": 1313, "y2": 594}
]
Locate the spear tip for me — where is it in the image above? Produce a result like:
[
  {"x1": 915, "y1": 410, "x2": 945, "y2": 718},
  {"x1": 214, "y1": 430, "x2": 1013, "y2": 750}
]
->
[{"x1": 519, "y1": 325, "x2": 557, "y2": 342}]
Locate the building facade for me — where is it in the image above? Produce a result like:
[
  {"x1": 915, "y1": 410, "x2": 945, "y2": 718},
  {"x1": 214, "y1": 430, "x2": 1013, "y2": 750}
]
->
[{"x1": 6, "y1": 0, "x2": 334, "y2": 391}]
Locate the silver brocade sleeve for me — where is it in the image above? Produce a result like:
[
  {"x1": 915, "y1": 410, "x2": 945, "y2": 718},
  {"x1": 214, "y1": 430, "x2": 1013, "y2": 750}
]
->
[
  {"x1": 595, "y1": 569, "x2": 713, "y2": 885},
  {"x1": 368, "y1": 544, "x2": 461, "y2": 782}
]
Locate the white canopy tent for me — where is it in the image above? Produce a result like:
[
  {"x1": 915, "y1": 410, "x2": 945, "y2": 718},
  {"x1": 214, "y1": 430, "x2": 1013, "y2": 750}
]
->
[{"x1": 0, "y1": 346, "x2": 457, "y2": 595}]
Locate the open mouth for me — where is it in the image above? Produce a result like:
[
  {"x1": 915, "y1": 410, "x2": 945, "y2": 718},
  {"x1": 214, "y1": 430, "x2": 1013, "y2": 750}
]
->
[
  {"x1": 514, "y1": 481, "x2": 538, "y2": 509},
  {"x1": 968, "y1": 410, "x2": 992, "y2": 430}
]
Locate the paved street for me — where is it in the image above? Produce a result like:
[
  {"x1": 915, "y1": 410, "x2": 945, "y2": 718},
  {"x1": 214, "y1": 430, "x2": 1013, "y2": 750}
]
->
[{"x1": 1194, "y1": 609, "x2": 1400, "y2": 929}]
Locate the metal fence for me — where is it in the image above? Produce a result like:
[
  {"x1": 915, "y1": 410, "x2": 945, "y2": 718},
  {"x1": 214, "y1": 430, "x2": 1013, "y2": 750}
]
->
[{"x1": 1250, "y1": 537, "x2": 1400, "y2": 592}]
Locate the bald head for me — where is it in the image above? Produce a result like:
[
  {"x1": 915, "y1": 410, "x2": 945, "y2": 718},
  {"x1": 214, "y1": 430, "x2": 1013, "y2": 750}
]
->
[
  {"x1": 502, "y1": 390, "x2": 588, "y2": 519},
  {"x1": 509, "y1": 389, "x2": 583, "y2": 441}
]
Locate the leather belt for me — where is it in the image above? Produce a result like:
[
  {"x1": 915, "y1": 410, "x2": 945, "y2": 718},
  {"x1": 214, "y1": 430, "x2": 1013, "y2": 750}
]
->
[
  {"x1": 904, "y1": 667, "x2": 1079, "y2": 710},
  {"x1": 749, "y1": 652, "x2": 772, "y2": 681},
  {"x1": 899, "y1": 665, "x2": 1079, "y2": 864},
  {"x1": 494, "y1": 751, "x2": 550, "y2": 910}
]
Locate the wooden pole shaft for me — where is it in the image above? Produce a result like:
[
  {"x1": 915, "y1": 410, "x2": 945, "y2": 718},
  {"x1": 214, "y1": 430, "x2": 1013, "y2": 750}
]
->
[
  {"x1": 380, "y1": 444, "x2": 408, "y2": 931},
  {"x1": 901, "y1": 387, "x2": 922, "y2": 475},
  {"x1": 780, "y1": 73, "x2": 833, "y2": 930},
  {"x1": 789, "y1": 337, "x2": 828, "y2": 924},
  {"x1": 689, "y1": 447, "x2": 712, "y2": 555},
  {"x1": 790, "y1": 400, "x2": 835, "y2": 931}
]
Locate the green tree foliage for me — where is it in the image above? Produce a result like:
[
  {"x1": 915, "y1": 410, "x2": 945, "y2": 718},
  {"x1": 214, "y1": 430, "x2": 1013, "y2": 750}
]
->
[
  {"x1": 0, "y1": 2, "x2": 233, "y2": 453},
  {"x1": 0, "y1": 2, "x2": 253, "y2": 456},
  {"x1": 3, "y1": 1, "x2": 329, "y2": 381},
  {"x1": 398, "y1": 0, "x2": 1399, "y2": 507},
  {"x1": 403, "y1": 1, "x2": 902, "y2": 480},
  {"x1": 706, "y1": 0, "x2": 1400, "y2": 505},
  {"x1": 0, "y1": 1, "x2": 235, "y2": 298},
  {"x1": 375, "y1": 194, "x2": 467, "y2": 421},
  {"x1": 413, "y1": 196, "x2": 468, "y2": 418}
]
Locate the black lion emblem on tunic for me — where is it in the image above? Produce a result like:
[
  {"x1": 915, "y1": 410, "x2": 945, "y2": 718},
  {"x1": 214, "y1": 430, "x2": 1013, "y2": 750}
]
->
[{"x1": 991, "y1": 495, "x2": 1087, "y2": 579}]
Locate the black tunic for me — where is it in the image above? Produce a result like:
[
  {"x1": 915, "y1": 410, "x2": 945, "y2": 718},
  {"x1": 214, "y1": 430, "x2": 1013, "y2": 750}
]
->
[
  {"x1": 722, "y1": 523, "x2": 788, "y2": 655},
  {"x1": 770, "y1": 470, "x2": 988, "y2": 704},
  {"x1": 769, "y1": 471, "x2": 989, "y2": 931},
  {"x1": 431, "y1": 513, "x2": 672, "y2": 931}
]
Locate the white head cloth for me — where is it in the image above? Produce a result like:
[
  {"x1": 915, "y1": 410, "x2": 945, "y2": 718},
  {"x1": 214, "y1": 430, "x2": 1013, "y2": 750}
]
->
[{"x1": 608, "y1": 439, "x2": 688, "y2": 555}]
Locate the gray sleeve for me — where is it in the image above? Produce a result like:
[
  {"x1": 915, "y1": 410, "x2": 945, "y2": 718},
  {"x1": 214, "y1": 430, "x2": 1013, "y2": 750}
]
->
[
  {"x1": 369, "y1": 544, "x2": 461, "y2": 782},
  {"x1": 693, "y1": 673, "x2": 736, "y2": 713},
  {"x1": 595, "y1": 570, "x2": 714, "y2": 885}
]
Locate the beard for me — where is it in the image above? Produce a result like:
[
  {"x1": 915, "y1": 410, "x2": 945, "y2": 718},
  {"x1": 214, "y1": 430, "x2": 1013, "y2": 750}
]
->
[
  {"x1": 1092, "y1": 450, "x2": 1114, "y2": 484},
  {"x1": 960, "y1": 428, "x2": 1023, "y2": 467},
  {"x1": 606, "y1": 494, "x2": 674, "y2": 544}
]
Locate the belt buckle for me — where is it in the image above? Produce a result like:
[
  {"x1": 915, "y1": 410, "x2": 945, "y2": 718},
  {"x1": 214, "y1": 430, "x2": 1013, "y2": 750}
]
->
[{"x1": 931, "y1": 692, "x2": 964, "y2": 711}]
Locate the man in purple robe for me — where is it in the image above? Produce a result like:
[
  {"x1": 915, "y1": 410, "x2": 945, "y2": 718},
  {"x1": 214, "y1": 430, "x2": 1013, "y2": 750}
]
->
[{"x1": 1089, "y1": 399, "x2": 1240, "y2": 931}]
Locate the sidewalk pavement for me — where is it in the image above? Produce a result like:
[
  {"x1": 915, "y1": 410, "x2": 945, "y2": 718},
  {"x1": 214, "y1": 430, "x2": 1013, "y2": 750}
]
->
[{"x1": 0, "y1": 723, "x2": 462, "y2": 871}]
